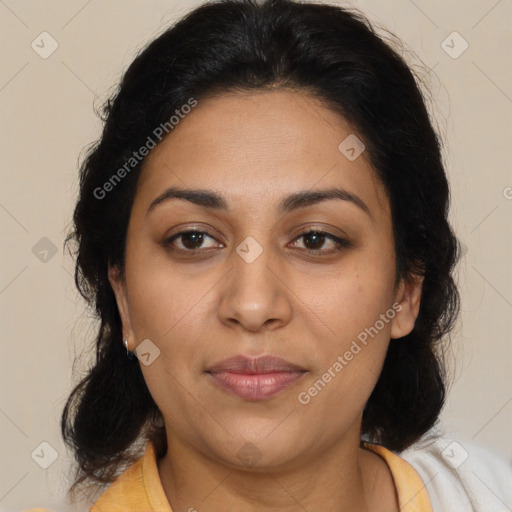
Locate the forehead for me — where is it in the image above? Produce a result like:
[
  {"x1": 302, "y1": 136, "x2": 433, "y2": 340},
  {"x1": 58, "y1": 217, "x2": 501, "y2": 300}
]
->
[{"x1": 135, "y1": 90, "x2": 389, "y2": 217}]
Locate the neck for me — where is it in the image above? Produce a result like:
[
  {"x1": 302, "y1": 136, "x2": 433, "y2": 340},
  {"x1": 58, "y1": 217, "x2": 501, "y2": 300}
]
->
[{"x1": 157, "y1": 429, "x2": 398, "y2": 512}]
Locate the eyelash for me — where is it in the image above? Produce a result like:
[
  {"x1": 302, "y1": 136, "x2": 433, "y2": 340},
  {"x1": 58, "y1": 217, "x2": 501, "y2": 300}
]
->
[{"x1": 162, "y1": 229, "x2": 351, "y2": 256}]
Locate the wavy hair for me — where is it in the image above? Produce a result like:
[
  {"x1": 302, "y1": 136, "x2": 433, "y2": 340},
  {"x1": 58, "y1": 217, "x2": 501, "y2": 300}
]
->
[{"x1": 61, "y1": 0, "x2": 460, "y2": 500}]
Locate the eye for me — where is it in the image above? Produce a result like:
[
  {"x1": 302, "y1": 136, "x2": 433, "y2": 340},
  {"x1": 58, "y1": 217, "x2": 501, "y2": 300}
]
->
[
  {"x1": 289, "y1": 229, "x2": 350, "y2": 254},
  {"x1": 163, "y1": 230, "x2": 221, "y2": 252}
]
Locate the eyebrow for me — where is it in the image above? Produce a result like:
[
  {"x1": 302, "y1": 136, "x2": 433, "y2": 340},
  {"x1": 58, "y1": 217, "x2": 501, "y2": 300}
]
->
[{"x1": 146, "y1": 186, "x2": 371, "y2": 217}]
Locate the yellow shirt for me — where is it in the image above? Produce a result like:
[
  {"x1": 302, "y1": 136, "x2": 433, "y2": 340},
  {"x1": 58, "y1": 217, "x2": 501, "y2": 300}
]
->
[{"x1": 84, "y1": 440, "x2": 433, "y2": 511}]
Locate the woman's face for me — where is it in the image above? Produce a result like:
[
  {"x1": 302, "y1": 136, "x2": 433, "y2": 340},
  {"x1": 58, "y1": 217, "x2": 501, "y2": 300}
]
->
[{"x1": 110, "y1": 90, "x2": 422, "y2": 470}]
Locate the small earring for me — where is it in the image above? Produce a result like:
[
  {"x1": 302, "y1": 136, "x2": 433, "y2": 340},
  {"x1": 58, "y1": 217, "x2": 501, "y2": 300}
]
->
[{"x1": 124, "y1": 337, "x2": 135, "y2": 360}]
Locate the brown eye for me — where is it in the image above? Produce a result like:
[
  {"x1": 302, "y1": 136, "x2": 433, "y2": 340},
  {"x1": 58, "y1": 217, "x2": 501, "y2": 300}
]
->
[
  {"x1": 290, "y1": 230, "x2": 351, "y2": 254},
  {"x1": 164, "y1": 230, "x2": 219, "y2": 251}
]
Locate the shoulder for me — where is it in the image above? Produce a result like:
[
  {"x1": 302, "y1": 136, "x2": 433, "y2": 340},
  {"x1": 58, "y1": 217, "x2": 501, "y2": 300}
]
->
[{"x1": 400, "y1": 434, "x2": 512, "y2": 512}]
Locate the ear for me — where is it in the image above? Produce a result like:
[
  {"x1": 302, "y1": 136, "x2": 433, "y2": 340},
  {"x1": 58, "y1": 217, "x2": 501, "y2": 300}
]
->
[
  {"x1": 108, "y1": 264, "x2": 135, "y2": 351},
  {"x1": 390, "y1": 273, "x2": 424, "y2": 339}
]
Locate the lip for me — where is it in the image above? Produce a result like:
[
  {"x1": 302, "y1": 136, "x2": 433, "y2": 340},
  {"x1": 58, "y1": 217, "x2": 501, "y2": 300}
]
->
[
  {"x1": 206, "y1": 355, "x2": 307, "y2": 401},
  {"x1": 207, "y1": 355, "x2": 306, "y2": 374}
]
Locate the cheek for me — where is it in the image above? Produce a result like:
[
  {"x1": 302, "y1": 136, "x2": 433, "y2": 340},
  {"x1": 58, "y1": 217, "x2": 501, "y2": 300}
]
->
[
  {"x1": 297, "y1": 250, "x2": 396, "y2": 399},
  {"x1": 124, "y1": 250, "x2": 223, "y2": 398},
  {"x1": 126, "y1": 261, "x2": 213, "y2": 418},
  {"x1": 306, "y1": 253, "x2": 396, "y2": 344},
  {"x1": 295, "y1": 299, "x2": 394, "y2": 430},
  {"x1": 124, "y1": 237, "x2": 208, "y2": 341}
]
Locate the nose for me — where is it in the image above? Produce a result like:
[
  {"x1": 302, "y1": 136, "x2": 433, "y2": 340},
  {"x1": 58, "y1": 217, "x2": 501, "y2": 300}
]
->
[{"x1": 217, "y1": 240, "x2": 293, "y2": 333}]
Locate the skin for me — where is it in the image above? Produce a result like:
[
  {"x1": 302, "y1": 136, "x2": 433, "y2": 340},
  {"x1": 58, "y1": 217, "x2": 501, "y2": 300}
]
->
[{"x1": 109, "y1": 89, "x2": 423, "y2": 512}]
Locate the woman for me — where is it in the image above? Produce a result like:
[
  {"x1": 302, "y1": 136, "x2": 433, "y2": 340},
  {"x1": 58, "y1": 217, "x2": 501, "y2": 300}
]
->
[{"x1": 29, "y1": 0, "x2": 512, "y2": 510}]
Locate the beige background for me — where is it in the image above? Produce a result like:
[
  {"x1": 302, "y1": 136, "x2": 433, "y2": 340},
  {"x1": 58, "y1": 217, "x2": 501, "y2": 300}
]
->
[{"x1": 1, "y1": 0, "x2": 511, "y2": 509}]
